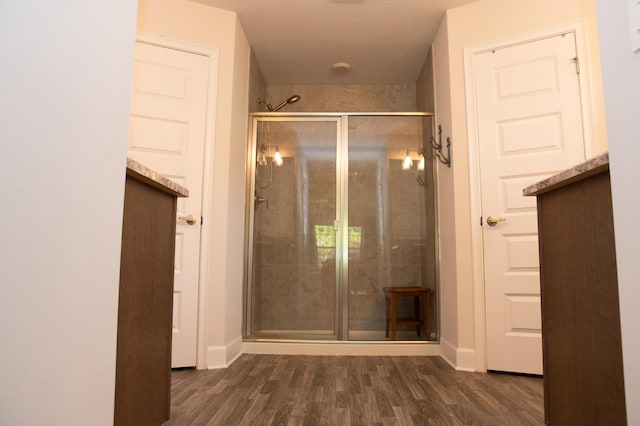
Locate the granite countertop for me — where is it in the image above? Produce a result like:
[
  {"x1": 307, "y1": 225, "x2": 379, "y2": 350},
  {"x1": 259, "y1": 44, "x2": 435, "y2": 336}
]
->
[
  {"x1": 523, "y1": 152, "x2": 609, "y2": 197},
  {"x1": 126, "y1": 157, "x2": 189, "y2": 197}
]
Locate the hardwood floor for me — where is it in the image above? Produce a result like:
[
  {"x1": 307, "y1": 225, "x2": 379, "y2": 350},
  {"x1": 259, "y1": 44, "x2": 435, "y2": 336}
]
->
[{"x1": 165, "y1": 354, "x2": 544, "y2": 425}]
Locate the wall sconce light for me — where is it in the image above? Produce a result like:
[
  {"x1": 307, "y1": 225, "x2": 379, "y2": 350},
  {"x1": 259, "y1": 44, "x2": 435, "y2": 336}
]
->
[
  {"x1": 430, "y1": 124, "x2": 451, "y2": 167},
  {"x1": 402, "y1": 150, "x2": 425, "y2": 171},
  {"x1": 273, "y1": 148, "x2": 283, "y2": 166},
  {"x1": 417, "y1": 152, "x2": 425, "y2": 171},
  {"x1": 258, "y1": 144, "x2": 283, "y2": 167},
  {"x1": 257, "y1": 148, "x2": 267, "y2": 166},
  {"x1": 402, "y1": 150, "x2": 426, "y2": 187},
  {"x1": 402, "y1": 150, "x2": 413, "y2": 170}
]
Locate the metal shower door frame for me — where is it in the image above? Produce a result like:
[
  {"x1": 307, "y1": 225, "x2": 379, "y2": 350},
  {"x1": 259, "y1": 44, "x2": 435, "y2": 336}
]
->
[
  {"x1": 244, "y1": 112, "x2": 435, "y2": 342},
  {"x1": 245, "y1": 115, "x2": 344, "y2": 340}
]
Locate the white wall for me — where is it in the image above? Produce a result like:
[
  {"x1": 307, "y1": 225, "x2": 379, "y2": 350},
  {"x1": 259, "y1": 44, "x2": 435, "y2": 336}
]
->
[
  {"x1": 595, "y1": 1, "x2": 640, "y2": 423},
  {"x1": 432, "y1": 0, "x2": 606, "y2": 370},
  {"x1": 431, "y1": 15, "x2": 460, "y2": 366},
  {"x1": 0, "y1": 1, "x2": 138, "y2": 424},
  {"x1": 224, "y1": 21, "x2": 251, "y2": 364},
  {"x1": 136, "y1": 0, "x2": 251, "y2": 368}
]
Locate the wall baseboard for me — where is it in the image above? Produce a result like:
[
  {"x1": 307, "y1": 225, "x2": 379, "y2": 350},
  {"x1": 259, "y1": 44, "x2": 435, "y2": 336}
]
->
[
  {"x1": 439, "y1": 338, "x2": 457, "y2": 368},
  {"x1": 206, "y1": 345, "x2": 228, "y2": 369},
  {"x1": 206, "y1": 335, "x2": 244, "y2": 369},
  {"x1": 438, "y1": 339, "x2": 477, "y2": 372},
  {"x1": 226, "y1": 336, "x2": 243, "y2": 366},
  {"x1": 455, "y1": 347, "x2": 477, "y2": 372}
]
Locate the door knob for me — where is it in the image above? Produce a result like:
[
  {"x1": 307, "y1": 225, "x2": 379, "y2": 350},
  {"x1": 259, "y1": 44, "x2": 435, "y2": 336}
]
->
[
  {"x1": 486, "y1": 216, "x2": 506, "y2": 226},
  {"x1": 178, "y1": 214, "x2": 198, "y2": 225}
]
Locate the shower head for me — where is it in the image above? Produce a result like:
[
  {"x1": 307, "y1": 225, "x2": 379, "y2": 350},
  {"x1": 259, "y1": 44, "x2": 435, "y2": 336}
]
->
[{"x1": 268, "y1": 94, "x2": 301, "y2": 112}]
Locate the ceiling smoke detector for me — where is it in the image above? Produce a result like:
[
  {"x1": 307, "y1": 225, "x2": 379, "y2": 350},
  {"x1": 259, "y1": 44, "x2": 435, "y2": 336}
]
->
[{"x1": 331, "y1": 62, "x2": 352, "y2": 73}]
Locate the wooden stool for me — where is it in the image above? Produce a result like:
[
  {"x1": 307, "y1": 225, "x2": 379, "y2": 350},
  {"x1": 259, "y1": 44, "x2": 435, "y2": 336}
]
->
[{"x1": 384, "y1": 287, "x2": 431, "y2": 340}]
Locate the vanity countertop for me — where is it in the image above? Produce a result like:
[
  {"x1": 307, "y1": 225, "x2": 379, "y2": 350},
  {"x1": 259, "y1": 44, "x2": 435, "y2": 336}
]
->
[
  {"x1": 523, "y1": 152, "x2": 609, "y2": 197},
  {"x1": 126, "y1": 157, "x2": 189, "y2": 197}
]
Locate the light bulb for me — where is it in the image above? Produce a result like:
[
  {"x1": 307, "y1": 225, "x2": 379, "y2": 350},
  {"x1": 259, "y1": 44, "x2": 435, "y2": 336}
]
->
[
  {"x1": 274, "y1": 148, "x2": 283, "y2": 166},
  {"x1": 402, "y1": 151, "x2": 413, "y2": 170},
  {"x1": 417, "y1": 153, "x2": 425, "y2": 171}
]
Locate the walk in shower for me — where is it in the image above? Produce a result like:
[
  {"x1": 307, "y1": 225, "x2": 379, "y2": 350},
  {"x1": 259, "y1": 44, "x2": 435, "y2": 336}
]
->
[{"x1": 245, "y1": 113, "x2": 438, "y2": 342}]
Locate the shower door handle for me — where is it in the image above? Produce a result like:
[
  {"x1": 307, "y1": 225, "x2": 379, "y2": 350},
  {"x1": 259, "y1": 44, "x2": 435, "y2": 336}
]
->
[{"x1": 255, "y1": 195, "x2": 269, "y2": 208}]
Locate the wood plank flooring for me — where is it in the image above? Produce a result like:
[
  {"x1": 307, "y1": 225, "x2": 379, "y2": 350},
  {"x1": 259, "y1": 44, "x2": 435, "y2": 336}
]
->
[{"x1": 165, "y1": 354, "x2": 544, "y2": 425}]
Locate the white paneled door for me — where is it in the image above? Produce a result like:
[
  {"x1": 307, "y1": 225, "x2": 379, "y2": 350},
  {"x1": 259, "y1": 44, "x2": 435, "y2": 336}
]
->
[
  {"x1": 128, "y1": 41, "x2": 210, "y2": 368},
  {"x1": 473, "y1": 33, "x2": 586, "y2": 374}
]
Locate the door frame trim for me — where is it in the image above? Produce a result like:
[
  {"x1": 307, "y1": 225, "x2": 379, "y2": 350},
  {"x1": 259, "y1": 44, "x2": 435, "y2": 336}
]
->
[
  {"x1": 135, "y1": 32, "x2": 219, "y2": 370},
  {"x1": 463, "y1": 21, "x2": 596, "y2": 372}
]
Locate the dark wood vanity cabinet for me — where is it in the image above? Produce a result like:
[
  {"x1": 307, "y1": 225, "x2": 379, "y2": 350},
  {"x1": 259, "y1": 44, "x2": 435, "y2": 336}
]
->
[
  {"x1": 526, "y1": 154, "x2": 626, "y2": 425},
  {"x1": 114, "y1": 160, "x2": 187, "y2": 425}
]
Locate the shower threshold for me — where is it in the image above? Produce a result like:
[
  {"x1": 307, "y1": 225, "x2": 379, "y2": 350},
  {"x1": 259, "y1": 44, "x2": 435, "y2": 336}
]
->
[
  {"x1": 242, "y1": 339, "x2": 441, "y2": 357},
  {"x1": 246, "y1": 330, "x2": 437, "y2": 342}
]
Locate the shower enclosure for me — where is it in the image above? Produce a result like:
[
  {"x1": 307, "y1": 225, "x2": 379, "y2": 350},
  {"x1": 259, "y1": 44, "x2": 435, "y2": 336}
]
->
[{"x1": 245, "y1": 113, "x2": 438, "y2": 342}]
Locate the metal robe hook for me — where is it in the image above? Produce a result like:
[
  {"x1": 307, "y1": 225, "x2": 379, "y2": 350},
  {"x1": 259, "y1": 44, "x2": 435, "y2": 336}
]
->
[{"x1": 430, "y1": 125, "x2": 452, "y2": 167}]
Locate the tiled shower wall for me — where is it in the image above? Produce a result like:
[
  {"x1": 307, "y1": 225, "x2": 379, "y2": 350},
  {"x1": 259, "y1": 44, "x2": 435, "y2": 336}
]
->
[{"x1": 264, "y1": 84, "x2": 417, "y2": 113}]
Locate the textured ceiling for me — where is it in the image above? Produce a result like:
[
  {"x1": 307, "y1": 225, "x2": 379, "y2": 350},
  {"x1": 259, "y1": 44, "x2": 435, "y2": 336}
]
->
[{"x1": 192, "y1": 0, "x2": 478, "y2": 85}]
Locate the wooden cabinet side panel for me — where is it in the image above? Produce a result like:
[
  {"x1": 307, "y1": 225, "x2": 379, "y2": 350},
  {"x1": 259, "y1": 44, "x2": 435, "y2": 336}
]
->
[
  {"x1": 537, "y1": 172, "x2": 626, "y2": 425},
  {"x1": 114, "y1": 176, "x2": 177, "y2": 425}
]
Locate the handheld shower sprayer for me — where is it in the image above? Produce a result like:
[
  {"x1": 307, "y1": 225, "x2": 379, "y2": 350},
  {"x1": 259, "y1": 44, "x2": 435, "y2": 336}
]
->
[{"x1": 258, "y1": 94, "x2": 301, "y2": 112}]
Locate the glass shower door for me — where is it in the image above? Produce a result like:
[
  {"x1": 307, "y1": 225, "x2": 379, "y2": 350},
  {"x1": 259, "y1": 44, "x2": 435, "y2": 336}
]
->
[
  {"x1": 248, "y1": 118, "x2": 341, "y2": 339},
  {"x1": 346, "y1": 116, "x2": 435, "y2": 341}
]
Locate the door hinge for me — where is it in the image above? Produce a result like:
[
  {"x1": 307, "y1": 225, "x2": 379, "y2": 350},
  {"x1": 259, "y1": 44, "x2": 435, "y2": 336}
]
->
[
  {"x1": 480, "y1": 216, "x2": 483, "y2": 226},
  {"x1": 571, "y1": 56, "x2": 580, "y2": 74},
  {"x1": 201, "y1": 215, "x2": 204, "y2": 225}
]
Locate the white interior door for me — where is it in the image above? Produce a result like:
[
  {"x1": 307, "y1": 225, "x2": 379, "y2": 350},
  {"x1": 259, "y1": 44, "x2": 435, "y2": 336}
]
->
[
  {"x1": 474, "y1": 33, "x2": 586, "y2": 374},
  {"x1": 128, "y1": 41, "x2": 210, "y2": 368}
]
